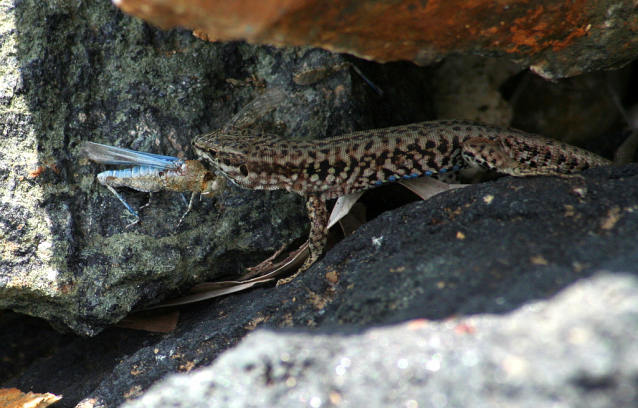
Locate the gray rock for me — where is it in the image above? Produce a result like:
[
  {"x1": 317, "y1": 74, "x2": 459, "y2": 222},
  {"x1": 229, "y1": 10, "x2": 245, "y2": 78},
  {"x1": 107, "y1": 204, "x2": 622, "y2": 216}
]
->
[
  {"x1": 0, "y1": 0, "x2": 431, "y2": 335},
  {"x1": 123, "y1": 273, "x2": 638, "y2": 408}
]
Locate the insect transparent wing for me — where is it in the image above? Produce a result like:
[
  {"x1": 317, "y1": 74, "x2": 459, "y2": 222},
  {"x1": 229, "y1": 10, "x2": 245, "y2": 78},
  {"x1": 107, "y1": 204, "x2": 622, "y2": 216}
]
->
[
  {"x1": 81, "y1": 142, "x2": 184, "y2": 169},
  {"x1": 223, "y1": 88, "x2": 287, "y2": 131}
]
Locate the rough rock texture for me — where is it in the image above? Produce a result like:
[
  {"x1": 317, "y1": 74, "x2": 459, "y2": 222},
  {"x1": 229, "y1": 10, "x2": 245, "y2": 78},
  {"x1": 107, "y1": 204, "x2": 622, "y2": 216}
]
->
[
  {"x1": 429, "y1": 55, "x2": 522, "y2": 126},
  {"x1": 114, "y1": 0, "x2": 638, "y2": 79},
  {"x1": 3, "y1": 1, "x2": 638, "y2": 407},
  {"x1": 123, "y1": 273, "x2": 638, "y2": 408},
  {"x1": 5, "y1": 164, "x2": 638, "y2": 407},
  {"x1": 0, "y1": 0, "x2": 431, "y2": 335},
  {"x1": 510, "y1": 69, "x2": 632, "y2": 145}
]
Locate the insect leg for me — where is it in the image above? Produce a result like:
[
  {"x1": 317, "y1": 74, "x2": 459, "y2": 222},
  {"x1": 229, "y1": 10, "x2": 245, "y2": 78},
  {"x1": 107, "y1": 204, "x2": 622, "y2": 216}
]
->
[
  {"x1": 106, "y1": 185, "x2": 139, "y2": 220},
  {"x1": 176, "y1": 193, "x2": 196, "y2": 229},
  {"x1": 139, "y1": 193, "x2": 153, "y2": 211}
]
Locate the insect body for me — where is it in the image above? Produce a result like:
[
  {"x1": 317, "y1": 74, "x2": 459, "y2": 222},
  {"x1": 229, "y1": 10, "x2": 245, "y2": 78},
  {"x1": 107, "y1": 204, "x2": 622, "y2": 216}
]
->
[{"x1": 82, "y1": 142, "x2": 226, "y2": 222}]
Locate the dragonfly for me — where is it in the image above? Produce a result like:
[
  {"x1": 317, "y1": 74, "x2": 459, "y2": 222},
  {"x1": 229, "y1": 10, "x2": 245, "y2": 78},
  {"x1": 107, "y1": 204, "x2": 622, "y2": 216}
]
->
[{"x1": 81, "y1": 141, "x2": 226, "y2": 225}]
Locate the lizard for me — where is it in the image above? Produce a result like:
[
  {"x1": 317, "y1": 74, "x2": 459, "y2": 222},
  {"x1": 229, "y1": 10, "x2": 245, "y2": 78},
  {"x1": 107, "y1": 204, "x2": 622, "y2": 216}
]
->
[{"x1": 192, "y1": 89, "x2": 612, "y2": 282}]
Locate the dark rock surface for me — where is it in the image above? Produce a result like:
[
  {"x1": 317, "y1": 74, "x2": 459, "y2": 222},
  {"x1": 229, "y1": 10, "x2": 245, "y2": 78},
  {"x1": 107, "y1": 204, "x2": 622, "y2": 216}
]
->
[
  {"x1": 6, "y1": 164, "x2": 638, "y2": 407},
  {"x1": 123, "y1": 272, "x2": 638, "y2": 408}
]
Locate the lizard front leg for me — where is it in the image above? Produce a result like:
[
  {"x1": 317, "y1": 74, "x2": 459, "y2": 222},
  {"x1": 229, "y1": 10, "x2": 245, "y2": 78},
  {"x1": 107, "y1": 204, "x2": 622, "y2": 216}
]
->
[{"x1": 277, "y1": 192, "x2": 328, "y2": 285}]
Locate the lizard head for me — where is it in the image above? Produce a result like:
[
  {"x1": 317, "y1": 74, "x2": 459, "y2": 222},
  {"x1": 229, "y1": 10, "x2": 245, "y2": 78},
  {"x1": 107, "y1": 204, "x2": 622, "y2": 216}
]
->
[{"x1": 191, "y1": 128, "x2": 257, "y2": 184}]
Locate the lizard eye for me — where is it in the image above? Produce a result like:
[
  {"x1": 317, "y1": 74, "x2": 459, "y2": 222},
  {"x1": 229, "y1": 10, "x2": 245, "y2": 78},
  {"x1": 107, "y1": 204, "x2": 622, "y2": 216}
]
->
[{"x1": 239, "y1": 165, "x2": 248, "y2": 177}]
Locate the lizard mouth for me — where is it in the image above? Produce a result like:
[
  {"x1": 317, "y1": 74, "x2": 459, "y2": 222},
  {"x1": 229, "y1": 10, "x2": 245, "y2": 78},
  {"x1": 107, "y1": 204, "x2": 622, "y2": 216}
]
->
[
  {"x1": 203, "y1": 149, "x2": 217, "y2": 159},
  {"x1": 192, "y1": 143, "x2": 218, "y2": 162}
]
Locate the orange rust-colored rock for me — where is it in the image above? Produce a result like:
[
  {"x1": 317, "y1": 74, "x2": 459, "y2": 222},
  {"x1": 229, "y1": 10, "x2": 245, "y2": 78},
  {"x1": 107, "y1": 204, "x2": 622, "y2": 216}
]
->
[{"x1": 113, "y1": 0, "x2": 638, "y2": 79}]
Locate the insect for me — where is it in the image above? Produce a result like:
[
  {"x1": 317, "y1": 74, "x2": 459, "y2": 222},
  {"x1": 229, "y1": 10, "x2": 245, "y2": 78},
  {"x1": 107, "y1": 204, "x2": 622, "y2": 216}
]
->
[
  {"x1": 192, "y1": 89, "x2": 612, "y2": 283},
  {"x1": 81, "y1": 142, "x2": 226, "y2": 224},
  {"x1": 293, "y1": 62, "x2": 383, "y2": 96}
]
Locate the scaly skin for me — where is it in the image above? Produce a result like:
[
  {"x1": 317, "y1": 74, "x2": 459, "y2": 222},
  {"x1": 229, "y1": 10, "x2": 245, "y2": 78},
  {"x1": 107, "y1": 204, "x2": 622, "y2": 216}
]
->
[{"x1": 193, "y1": 118, "x2": 612, "y2": 280}]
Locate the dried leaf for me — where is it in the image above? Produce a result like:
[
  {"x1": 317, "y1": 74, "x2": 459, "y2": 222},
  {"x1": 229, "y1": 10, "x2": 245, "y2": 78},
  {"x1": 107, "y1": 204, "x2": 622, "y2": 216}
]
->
[
  {"x1": 241, "y1": 242, "x2": 292, "y2": 279},
  {"x1": 399, "y1": 177, "x2": 466, "y2": 200},
  {"x1": 328, "y1": 191, "x2": 364, "y2": 229},
  {"x1": 115, "y1": 311, "x2": 179, "y2": 333},
  {"x1": 151, "y1": 281, "x2": 273, "y2": 308},
  {"x1": 149, "y1": 243, "x2": 309, "y2": 308},
  {"x1": 0, "y1": 388, "x2": 61, "y2": 408}
]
